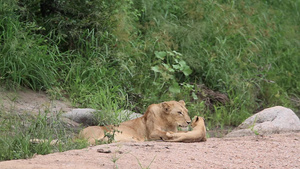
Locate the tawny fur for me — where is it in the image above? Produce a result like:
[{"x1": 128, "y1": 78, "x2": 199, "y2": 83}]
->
[
  {"x1": 79, "y1": 100, "x2": 191, "y2": 145},
  {"x1": 165, "y1": 116, "x2": 207, "y2": 142}
]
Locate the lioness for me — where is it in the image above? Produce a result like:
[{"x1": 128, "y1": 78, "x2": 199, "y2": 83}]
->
[
  {"x1": 165, "y1": 116, "x2": 207, "y2": 142},
  {"x1": 79, "y1": 100, "x2": 191, "y2": 145}
]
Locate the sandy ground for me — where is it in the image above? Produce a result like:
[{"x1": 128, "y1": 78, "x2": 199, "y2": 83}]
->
[
  {"x1": 1, "y1": 133, "x2": 299, "y2": 169},
  {"x1": 1, "y1": 88, "x2": 300, "y2": 169}
]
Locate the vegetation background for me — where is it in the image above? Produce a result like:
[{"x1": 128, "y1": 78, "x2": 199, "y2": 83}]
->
[{"x1": 1, "y1": 0, "x2": 299, "y2": 161}]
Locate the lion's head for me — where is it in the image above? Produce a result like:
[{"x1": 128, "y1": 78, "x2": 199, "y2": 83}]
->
[
  {"x1": 191, "y1": 116, "x2": 205, "y2": 128},
  {"x1": 160, "y1": 100, "x2": 191, "y2": 128}
]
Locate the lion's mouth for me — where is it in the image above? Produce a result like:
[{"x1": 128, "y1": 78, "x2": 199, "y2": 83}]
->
[{"x1": 179, "y1": 126, "x2": 189, "y2": 131}]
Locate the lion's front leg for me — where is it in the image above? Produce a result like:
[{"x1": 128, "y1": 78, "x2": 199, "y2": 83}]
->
[
  {"x1": 164, "y1": 132, "x2": 187, "y2": 142},
  {"x1": 148, "y1": 129, "x2": 171, "y2": 141}
]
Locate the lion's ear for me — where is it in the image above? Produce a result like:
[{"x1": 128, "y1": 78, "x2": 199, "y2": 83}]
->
[
  {"x1": 179, "y1": 100, "x2": 185, "y2": 106},
  {"x1": 195, "y1": 116, "x2": 199, "y2": 122},
  {"x1": 162, "y1": 102, "x2": 170, "y2": 112}
]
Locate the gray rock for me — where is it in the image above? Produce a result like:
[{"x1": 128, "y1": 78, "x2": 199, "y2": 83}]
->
[
  {"x1": 118, "y1": 110, "x2": 143, "y2": 121},
  {"x1": 62, "y1": 108, "x2": 97, "y2": 125},
  {"x1": 226, "y1": 106, "x2": 300, "y2": 137},
  {"x1": 62, "y1": 108, "x2": 142, "y2": 125}
]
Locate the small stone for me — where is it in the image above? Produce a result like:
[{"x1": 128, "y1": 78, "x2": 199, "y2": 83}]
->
[{"x1": 97, "y1": 149, "x2": 111, "y2": 153}]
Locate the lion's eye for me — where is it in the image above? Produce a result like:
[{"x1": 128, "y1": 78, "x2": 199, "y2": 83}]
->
[{"x1": 178, "y1": 111, "x2": 183, "y2": 115}]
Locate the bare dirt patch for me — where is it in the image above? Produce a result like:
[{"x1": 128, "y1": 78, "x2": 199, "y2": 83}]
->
[
  {"x1": 0, "y1": 87, "x2": 72, "y2": 115},
  {"x1": 1, "y1": 133, "x2": 299, "y2": 169}
]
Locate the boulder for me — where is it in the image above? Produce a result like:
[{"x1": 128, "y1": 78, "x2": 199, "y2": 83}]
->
[
  {"x1": 62, "y1": 108, "x2": 97, "y2": 125},
  {"x1": 226, "y1": 106, "x2": 300, "y2": 137},
  {"x1": 62, "y1": 108, "x2": 142, "y2": 126}
]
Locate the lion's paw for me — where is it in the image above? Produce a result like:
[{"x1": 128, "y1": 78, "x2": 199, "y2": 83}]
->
[{"x1": 166, "y1": 132, "x2": 173, "y2": 138}]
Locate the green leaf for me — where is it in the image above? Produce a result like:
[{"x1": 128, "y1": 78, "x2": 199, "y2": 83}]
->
[
  {"x1": 154, "y1": 51, "x2": 167, "y2": 60},
  {"x1": 173, "y1": 51, "x2": 182, "y2": 56},
  {"x1": 167, "y1": 51, "x2": 175, "y2": 56},
  {"x1": 162, "y1": 72, "x2": 173, "y2": 80},
  {"x1": 151, "y1": 66, "x2": 160, "y2": 73},
  {"x1": 192, "y1": 92, "x2": 198, "y2": 100},
  {"x1": 169, "y1": 82, "x2": 181, "y2": 93},
  {"x1": 179, "y1": 60, "x2": 187, "y2": 67},
  {"x1": 172, "y1": 64, "x2": 181, "y2": 70},
  {"x1": 162, "y1": 63, "x2": 175, "y2": 72},
  {"x1": 182, "y1": 66, "x2": 192, "y2": 76}
]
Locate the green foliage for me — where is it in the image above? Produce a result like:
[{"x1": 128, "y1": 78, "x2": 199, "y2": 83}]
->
[
  {"x1": 0, "y1": 0, "x2": 300, "y2": 156},
  {"x1": 137, "y1": 0, "x2": 299, "y2": 127},
  {"x1": 0, "y1": 0, "x2": 56, "y2": 90},
  {"x1": 100, "y1": 129, "x2": 121, "y2": 144},
  {"x1": 151, "y1": 51, "x2": 192, "y2": 94},
  {"x1": 0, "y1": 111, "x2": 88, "y2": 161}
]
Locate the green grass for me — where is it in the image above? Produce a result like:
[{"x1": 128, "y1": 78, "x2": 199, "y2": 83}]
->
[
  {"x1": 0, "y1": 1, "x2": 56, "y2": 90},
  {"x1": 0, "y1": 0, "x2": 300, "y2": 160},
  {"x1": 0, "y1": 110, "x2": 88, "y2": 161}
]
